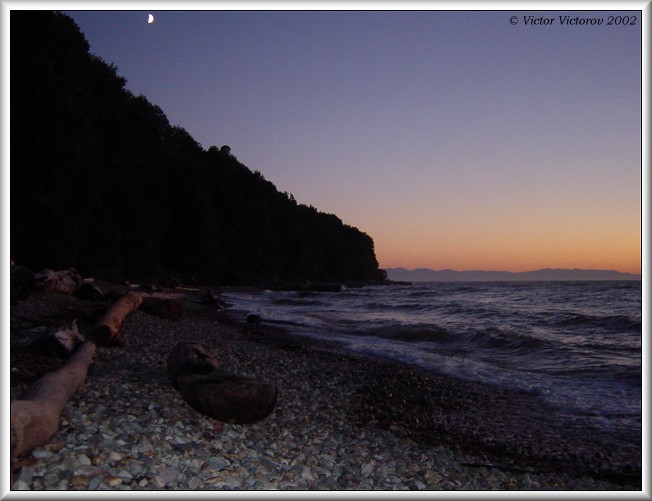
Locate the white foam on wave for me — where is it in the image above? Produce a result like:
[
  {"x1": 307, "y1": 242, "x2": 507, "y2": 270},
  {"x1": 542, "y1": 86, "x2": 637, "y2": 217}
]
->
[{"x1": 221, "y1": 283, "x2": 642, "y2": 434}]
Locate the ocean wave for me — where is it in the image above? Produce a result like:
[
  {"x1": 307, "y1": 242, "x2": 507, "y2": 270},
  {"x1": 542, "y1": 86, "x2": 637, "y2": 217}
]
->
[
  {"x1": 350, "y1": 324, "x2": 454, "y2": 343},
  {"x1": 469, "y1": 327, "x2": 553, "y2": 351},
  {"x1": 555, "y1": 313, "x2": 641, "y2": 331},
  {"x1": 363, "y1": 301, "x2": 435, "y2": 313},
  {"x1": 224, "y1": 281, "x2": 641, "y2": 435},
  {"x1": 272, "y1": 298, "x2": 324, "y2": 307},
  {"x1": 348, "y1": 324, "x2": 553, "y2": 354},
  {"x1": 560, "y1": 363, "x2": 641, "y2": 385}
]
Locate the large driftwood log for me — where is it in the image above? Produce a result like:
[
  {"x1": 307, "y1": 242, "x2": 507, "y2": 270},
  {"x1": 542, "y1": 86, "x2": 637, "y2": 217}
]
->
[
  {"x1": 89, "y1": 292, "x2": 143, "y2": 346},
  {"x1": 10, "y1": 341, "x2": 96, "y2": 460},
  {"x1": 167, "y1": 341, "x2": 222, "y2": 377},
  {"x1": 167, "y1": 342, "x2": 277, "y2": 424},
  {"x1": 140, "y1": 297, "x2": 183, "y2": 320}
]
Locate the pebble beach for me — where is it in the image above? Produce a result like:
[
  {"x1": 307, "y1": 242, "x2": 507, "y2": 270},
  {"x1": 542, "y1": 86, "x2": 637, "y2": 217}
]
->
[{"x1": 9, "y1": 290, "x2": 642, "y2": 491}]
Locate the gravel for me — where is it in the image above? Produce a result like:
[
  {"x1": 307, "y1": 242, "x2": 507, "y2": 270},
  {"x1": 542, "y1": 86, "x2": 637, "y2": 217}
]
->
[{"x1": 9, "y1": 291, "x2": 641, "y2": 491}]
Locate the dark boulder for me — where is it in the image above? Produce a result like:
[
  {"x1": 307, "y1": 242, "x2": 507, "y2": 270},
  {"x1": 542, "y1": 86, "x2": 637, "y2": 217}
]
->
[
  {"x1": 167, "y1": 342, "x2": 277, "y2": 424},
  {"x1": 246, "y1": 314, "x2": 262, "y2": 324}
]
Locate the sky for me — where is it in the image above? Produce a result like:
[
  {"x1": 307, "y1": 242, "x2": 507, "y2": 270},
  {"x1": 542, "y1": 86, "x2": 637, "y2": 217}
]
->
[{"x1": 60, "y1": 5, "x2": 643, "y2": 275}]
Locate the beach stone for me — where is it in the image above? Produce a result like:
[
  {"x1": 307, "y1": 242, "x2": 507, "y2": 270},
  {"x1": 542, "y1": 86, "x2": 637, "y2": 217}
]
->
[
  {"x1": 158, "y1": 466, "x2": 180, "y2": 486},
  {"x1": 16, "y1": 467, "x2": 35, "y2": 483},
  {"x1": 32, "y1": 449, "x2": 54, "y2": 460},
  {"x1": 188, "y1": 477, "x2": 203, "y2": 489},
  {"x1": 207, "y1": 456, "x2": 230, "y2": 471},
  {"x1": 361, "y1": 462, "x2": 374, "y2": 477},
  {"x1": 246, "y1": 314, "x2": 262, "y2": 324},
  {"x1": 128, "y1": 461, "x2": 145, "y2": 477},
  {"x1": 103, "y1": 476, "x2": 123, "y2": 487},
  {"x1": 117, "y1": 469, "x2": 133, "y2": 481},
  {"x1": 13, "y1": 480, "x2": 31, "y2": 490},
  {"x1": 152, "y1": 476, "x2": 166, "y2": 489},
  {"x1": 301, "y1": 466, "x2": 315, "y2": 482},
  {"x1": 222, "y1": 474, "x2": 243, "y2": 489},
  {"x1": 88, "y1": 475, "x2": 103, "y2": 490},
  {"x1": 253, "y1": 479, "x2": 276, "y2": 489},
  {"x1": 70, "y1": 475, "x2": 90, "y2": 490},
  {"x1": 54, "y1": 479, "x2": 69, "y2": 490},
  {"x1": 75, "y1": 465, "x2": 99, "y2": 476}
]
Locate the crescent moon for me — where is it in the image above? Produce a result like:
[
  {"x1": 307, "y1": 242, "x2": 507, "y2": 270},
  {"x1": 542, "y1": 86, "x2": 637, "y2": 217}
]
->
[{"x1": 148, "y1": 14, "x2": 154, "y2": 24}]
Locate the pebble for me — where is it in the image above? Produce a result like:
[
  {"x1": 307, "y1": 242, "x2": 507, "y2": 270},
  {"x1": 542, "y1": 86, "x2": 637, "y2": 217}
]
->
[
  {"x1": 31, "y1": 449, "x2": 53, "y2": 460},
  {"x1": 87, "y1": 475, "x2": 103, "y2": 490},
  {"x1": 221, "y1": 475, "x2": 242, "y2": 489},
  {"x1": 103, "y1": 476, "x2": 124, "y2": 487},
  {"x1": 206, "y1": 456, "x2": 229, "y2": 471},
  {"x1": 70, "y1": 475, "x2": 90, "y2": 490}
]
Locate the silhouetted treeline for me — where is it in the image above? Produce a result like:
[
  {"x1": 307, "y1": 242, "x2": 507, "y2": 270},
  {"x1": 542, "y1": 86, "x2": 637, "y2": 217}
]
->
[{"x1": 11, "y1": 11, "x2": 383, "y2": 285}]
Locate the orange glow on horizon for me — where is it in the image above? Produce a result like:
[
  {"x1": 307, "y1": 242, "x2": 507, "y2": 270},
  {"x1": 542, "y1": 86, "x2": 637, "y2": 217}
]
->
[{"x1": 371, "y1": 219, "x2": 641, "y2": 276}]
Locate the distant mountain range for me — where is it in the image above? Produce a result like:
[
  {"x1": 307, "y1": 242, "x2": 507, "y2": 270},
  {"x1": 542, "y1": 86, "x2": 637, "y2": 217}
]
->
[{"x1": 385, "y1": 267, "x2": 642, "y2": 282}]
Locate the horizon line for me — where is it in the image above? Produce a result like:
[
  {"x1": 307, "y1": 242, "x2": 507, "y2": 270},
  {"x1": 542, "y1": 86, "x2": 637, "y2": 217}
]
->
[{"x1": 384, "y1": 266, "x2": 642, "y2": 276}]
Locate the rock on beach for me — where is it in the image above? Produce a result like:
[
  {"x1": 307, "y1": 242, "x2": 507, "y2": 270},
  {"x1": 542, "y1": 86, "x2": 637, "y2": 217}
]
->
[{"x1": 9, "y1": 291, "x2": 641, "y2": 491}]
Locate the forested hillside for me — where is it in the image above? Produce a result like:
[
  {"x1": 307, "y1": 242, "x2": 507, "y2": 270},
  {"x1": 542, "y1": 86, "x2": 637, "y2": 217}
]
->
[{"x1": 10, "y1": 11, "x2": 383, "y2": 285}]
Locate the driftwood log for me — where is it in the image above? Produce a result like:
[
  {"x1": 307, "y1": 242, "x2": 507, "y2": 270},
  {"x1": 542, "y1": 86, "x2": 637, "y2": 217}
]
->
[
  {"x1": 41, "y1": 319, "x2": 86, "y2": 359},
  {"x1": 10, "y1": 341, "x2": 96, "y2": 460},
  {"x1": 167, "y1": 342, "x2": 277, "y2": 424},
  {"x1": 140, "y1": 297, "x2": 183, "y2": 320},
  {"x1": 200, "y1": 288, "x2": 228, "y2": 308},
  {"x1": 73, "y1": 282, "x2": 105, "y2": 301},
  {"x1": 89, "y1": 292, "x2": 143, "y2": 346},
  {"x1": 35, "y1": 268, "x2": 82, "y2": 295}
]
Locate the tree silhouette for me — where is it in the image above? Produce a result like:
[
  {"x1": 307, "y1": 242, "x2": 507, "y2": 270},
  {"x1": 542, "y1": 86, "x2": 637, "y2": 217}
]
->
[{"x1": 10, "y1": 11, "x2": 382, "y2": 285}]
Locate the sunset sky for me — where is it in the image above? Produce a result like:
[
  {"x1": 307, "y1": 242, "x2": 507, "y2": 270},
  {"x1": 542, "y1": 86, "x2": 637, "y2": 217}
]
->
[{"x1": 62, "y1": 6, "x2": 643, "y2": 275}]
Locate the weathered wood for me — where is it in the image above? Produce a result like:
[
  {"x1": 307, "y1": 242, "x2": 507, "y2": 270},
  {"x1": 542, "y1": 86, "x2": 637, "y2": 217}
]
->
[
  {"x1": 197, "y1": 288, "x2": 229, "y2": 309},
  {"x1": 41, "y1": 319, "x2": 85, "y2": 359},
  {"x1": 167, "y1": 342, "x2": 277, "y2": 424},
  {"x1": 73, "y1": 282, "x2": 105, "y2": 301},
  {"x1": 35, "y1": 268, "x2": 82, "y2": 295},
  {"x1": 140, "y1": 297, "x2": 183, "y2": 320},
  {"x1": 175, "y1": 372, "x2": 278, "y2": 424},
  {"x1": 10, "y1": 341, "x2": 96, "y2": 460},
  {"x1": 142, "y1": 291, "x2": 185, "y2": 300},
  {"x1": 85, "y1": 279, "x2": 131, "y2": 300},
  {"x1": 201, "y1": 287, "x2": 221, "y2": 304},
  {"x1": 89, "y1": 292, "x2": 142, "y2": 346},
  {"x1": 167, "y1": 341, "x2": 222, "y2": 381}
]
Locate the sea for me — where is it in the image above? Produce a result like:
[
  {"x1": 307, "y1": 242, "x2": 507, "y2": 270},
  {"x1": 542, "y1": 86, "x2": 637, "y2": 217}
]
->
[{"x1": 222, "y1": 281, "x2": 642, "y2": 436}]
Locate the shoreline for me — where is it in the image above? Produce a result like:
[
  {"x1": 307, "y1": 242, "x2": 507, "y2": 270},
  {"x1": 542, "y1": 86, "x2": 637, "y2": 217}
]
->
[{"x1": 9, "y1": 291, "x2": 642, "y2": 490}]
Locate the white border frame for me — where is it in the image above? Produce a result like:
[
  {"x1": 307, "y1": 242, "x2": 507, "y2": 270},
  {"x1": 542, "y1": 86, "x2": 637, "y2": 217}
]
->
[{"x1": 1, "y1": 1, "x2": 649, "y2": 499}]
